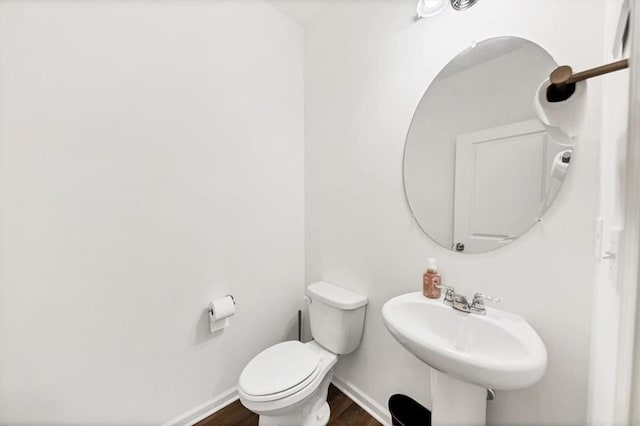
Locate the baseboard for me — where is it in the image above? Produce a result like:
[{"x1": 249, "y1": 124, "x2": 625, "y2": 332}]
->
[
  {"x1": 163, "y1": 377, "x2": 390, "y2": 426},
  {"x1": 162, "y1": 386, "x2": 239, "y2": 426},
  {"x1": 332, "y1": 375, "x2": 392, "y2": 426}
]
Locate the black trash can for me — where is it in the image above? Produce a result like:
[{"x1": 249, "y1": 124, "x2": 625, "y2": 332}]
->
[{"x1": 388, "y1": 394, "x2": 431, "y2": 426}]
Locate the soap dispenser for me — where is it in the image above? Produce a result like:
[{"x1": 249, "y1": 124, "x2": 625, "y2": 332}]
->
[{"x1": 423, "y1": 258, "x2": 441, "y2": 299}]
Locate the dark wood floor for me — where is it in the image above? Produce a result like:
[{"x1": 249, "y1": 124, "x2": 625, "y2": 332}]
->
[{"x1": 197, "y1": 384, "x2": 381, "y2": 426}]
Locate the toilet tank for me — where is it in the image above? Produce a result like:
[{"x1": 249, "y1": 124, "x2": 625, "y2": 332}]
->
[{"x1": 307, "y1": 281, "x2": 368, "y2": 355}]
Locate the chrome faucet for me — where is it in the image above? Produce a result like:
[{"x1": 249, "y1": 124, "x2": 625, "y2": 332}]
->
[
  {"x1": 453, "y1": 293, "x2": 473, "y2": 313},
  {"x1": 436, "y1": 285, "x2": 499, "y2": 315}
]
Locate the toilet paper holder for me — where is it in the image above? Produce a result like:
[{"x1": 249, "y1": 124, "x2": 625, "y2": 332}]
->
[
  {"x1": 207, "y1": 294, "x2": 235, "y2": 316},
  {"x1": 208, "y1": 295, "x2": 236, "y2": 333}
]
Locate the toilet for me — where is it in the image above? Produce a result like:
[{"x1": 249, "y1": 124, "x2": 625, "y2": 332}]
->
[{"x1": 238, "y1": 281, "x2": 368, "y2": 426}]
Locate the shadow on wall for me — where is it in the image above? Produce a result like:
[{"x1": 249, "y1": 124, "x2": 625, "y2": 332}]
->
[{"x1": 194, "y1": 307, "x2": 301, "y2": 347}]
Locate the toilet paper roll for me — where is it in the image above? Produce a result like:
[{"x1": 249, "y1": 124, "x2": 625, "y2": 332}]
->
[
  {"x1": 533, "y1": 78, "x2": 587, "y2": 146},
  {"x1": 208, "y1": 296, "x2": 235, "y2": 321}
]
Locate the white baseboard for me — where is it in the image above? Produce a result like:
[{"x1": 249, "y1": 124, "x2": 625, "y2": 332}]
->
[
  {"x1": 162, "y1": 386, "x2": 239, "y2": 426},
  {"x1": 162, "y1": 377, "x2": 391, "y2": 426},
  {"x1": 331, "y1": 375, "x2": 392, "y2": 426}
]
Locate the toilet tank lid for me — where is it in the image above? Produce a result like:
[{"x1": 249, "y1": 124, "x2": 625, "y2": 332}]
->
[{"x1": 307, "y1": 281, "x2": 368, "y2": 310}]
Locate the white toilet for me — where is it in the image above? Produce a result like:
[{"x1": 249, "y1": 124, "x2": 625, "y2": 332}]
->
[{"x1": 238, "y1": 281, "x2": 368, "y2": 426}]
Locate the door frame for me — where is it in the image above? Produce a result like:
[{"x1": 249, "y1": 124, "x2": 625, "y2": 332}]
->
[{"x1": 616, "y1": 1, "x2": 640, "y2": 423}]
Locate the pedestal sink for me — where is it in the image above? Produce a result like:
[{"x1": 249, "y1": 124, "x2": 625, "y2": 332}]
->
[{"x1": 382, "y1": 292, "x2": 547, "y2": 426}]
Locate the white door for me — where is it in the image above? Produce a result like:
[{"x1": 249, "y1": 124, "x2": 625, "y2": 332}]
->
[{"x1": 453, "y1": 119, "x2": 549, "y2": 252}]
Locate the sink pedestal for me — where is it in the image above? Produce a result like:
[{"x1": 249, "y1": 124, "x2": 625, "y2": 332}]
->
[{"x1": 431, "y1": 369, "x2": 486, "y2": 426}]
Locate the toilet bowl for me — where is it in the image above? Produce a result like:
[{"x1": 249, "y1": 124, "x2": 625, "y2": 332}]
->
[
  {"x1": 238, "y1": 341, "x2": 337, "y2": 425},
  {"x1": 238, "y1": 281, "x2": 368, "y2": 426}
]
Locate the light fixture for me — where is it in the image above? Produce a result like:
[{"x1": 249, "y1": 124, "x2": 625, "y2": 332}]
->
[
  {"x1": 450, "y1": 0, "x2": 479, "y2": 11},
  {"x1": 416, "y1": 0, "x2": 448, "y2": 18},
  {"x1": 416, "y1": 0, "x2": 478, "y2": 19}
]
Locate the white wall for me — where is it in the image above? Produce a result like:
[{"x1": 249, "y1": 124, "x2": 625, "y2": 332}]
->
[
  {"x1": 0, "y1": 1, "x2": 304, "y2": 424},
  {"x1": 630, "y1": 5, "x2": 640, "y2": 424},
  {"x1": 587, "y1": 0, "x2": 631, "y2": 424},
  {"x1": 305, "y1": 1, "x2": 602, "y2": 425}
]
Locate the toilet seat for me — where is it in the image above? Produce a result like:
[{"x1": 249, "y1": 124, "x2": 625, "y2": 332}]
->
[
  {"x1": 239, "y1": 341, "x2": 321, "y2": 402},
  {"x1": 238, "y1": 340, "x2": 339, "y2": 422}
]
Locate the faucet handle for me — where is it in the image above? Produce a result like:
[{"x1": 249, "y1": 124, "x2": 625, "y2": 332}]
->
[
  {"x1": 435, "y1": 284, "x2": 455, "y2": 292},
  {"x1": 470, "y1": 293, "x2": 500, "y2": 314},
  {"x1": 435, "y1": 284, "x2": 456, "y2": 305},
  {"x1": 473, "y1": 293, "x2": 500, "y2": 303}
]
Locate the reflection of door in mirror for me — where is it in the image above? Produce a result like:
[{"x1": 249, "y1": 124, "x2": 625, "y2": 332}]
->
[
  {"x1": 402, "y1": 37, "x2": 565, "y2": 253},
  {"x1": 452, "y1": 119, "x2": 564, "y2": 252}
]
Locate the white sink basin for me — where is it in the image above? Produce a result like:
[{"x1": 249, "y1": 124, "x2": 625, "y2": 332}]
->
[{"x1": 382, "y1": 292, "x2": 547, "y2": 390}]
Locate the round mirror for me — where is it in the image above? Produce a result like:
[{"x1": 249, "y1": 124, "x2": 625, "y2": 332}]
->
[{"x1": 403, "y1": 37, "x2": 571, "y2": 253}]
